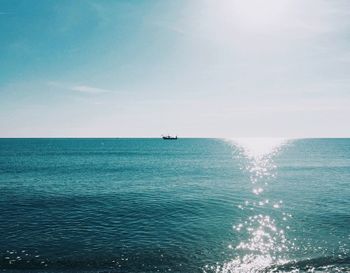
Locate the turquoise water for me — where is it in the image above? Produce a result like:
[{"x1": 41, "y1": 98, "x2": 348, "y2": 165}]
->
[{"x1": 0, "y1": 138, "x2": 349, "y2": 272}]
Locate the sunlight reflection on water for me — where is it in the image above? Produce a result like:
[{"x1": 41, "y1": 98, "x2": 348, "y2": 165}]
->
[{"x1": 209, "y1": 138, "x2": 293, "y2": 273}]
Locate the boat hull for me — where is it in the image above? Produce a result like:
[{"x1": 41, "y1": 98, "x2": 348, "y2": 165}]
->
[{"x1": 162, "y1": 136, "x2": 177, "y2": 140}]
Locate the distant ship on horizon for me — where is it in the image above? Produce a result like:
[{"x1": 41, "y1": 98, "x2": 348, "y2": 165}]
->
[{"x1": 162, "y1": 135, "x2": 178, "y2": 140}]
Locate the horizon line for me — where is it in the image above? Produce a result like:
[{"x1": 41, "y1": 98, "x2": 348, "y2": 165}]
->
[{"x1": 0, "y1": 136, "x2": 350, "y2": 139}]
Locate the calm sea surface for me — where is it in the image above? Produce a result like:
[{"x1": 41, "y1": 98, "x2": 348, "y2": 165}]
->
[{"x1": 0, "y1": 138, "x2": 349, "y2": 273}]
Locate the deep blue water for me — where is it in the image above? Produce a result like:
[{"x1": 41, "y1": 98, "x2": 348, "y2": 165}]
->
[{"x1": 0, "y1": 138, "x2": 349, "y2": 273}]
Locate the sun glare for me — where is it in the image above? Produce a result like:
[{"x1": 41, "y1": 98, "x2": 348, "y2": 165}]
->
[
  {"x1": 229, "y1": 138, "x2": 287, "y2": 159},
  {"x1": 222, "y1": 0, "x2": 291, "y2": 31}
]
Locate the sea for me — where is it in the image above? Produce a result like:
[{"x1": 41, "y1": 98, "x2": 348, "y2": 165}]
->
[{"x1": 0, "y1": 138, "x2": 349, "y2": 273}]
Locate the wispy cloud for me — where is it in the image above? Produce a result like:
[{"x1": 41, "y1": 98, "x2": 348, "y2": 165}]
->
[
  {"x1": 0, "y1": 11, "x2": 14, "y2": 16},
  {"x1": 152, "y1": 21, "x2": 187, "y2": 35},
  {"x1": 70, "y1": 85, "x2": 111, "y2": 94},
  {"x1": 47, "y1": 81, "x2": 112, "y2": 94}
]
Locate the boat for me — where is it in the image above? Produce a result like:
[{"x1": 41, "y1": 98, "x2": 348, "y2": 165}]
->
[{"x1": 162, "y1": 135, "x2": 178, "y2": 140}]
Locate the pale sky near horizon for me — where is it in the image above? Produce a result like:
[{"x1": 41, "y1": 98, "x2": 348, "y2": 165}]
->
[{"x1": 1, "y1": 0, "x2": 350, "y2": 137}]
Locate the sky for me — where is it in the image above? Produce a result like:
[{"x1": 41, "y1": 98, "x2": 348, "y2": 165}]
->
[{"x1": 0, "y1": 0, "x2": 350, "y2": 137}]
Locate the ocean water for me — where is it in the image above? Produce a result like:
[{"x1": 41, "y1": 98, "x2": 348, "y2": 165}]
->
[{"x1": 0, "y1": 138, "x2": 349, "y2": 273}]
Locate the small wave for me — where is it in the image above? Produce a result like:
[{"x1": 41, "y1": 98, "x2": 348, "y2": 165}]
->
[
  {"x1": 0, "y1": 250, "x2": 194, "y2": 272},
  {"x1": 268, "y1": 255, "x2": 350, "y2": 272},
  {"x1": 208, "y1": 255, "x2": 350, "y2": 273}
]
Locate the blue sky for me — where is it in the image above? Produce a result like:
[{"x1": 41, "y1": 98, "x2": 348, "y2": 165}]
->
[{"x1": 1, "y1": 0, "x2": 350, "y2": 137}]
